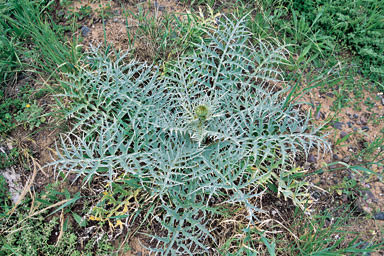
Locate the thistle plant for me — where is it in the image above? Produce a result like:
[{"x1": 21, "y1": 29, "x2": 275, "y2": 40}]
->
[{"x1": 54, "y1": 15, "x2": 330, "y2": 254}]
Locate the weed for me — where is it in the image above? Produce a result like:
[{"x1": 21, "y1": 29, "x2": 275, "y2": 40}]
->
[
  {"x1": 290, "y1": 0, "x2": 384, "y2": 86},
  {"x1": 0, "y1": 175, "x2": 11, "y2": 216},
  {"x1": 124, "y1": 6, "x2": 215, "y2": 61},
  {"x1": 0, "y1": 181, "x2": 116, "y2": 255},
  {"x1": 0, "y1": 0, "x2": 80, "y2": 77},
  {"x1": 14, "y1": 101, "x2": 46, "y2": 131},
  {"x1": 54, "y1": 16, "x2": 329, "y2": 253},
  {"x1": 282, "y1": 207, "x2": 381, "y2": 255},
  {"x1": 0, "y1": 147, "x2": 19, "y2": 169},
  {"x1": 67, "y1": 4, "x2": 93, "y2": 21}
]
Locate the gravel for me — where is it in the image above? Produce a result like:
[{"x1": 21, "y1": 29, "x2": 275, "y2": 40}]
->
[
  {"x1": 332, "y1": 121, "x2": 344, "y2": 130},
  {"x1": 373, "y1": 212, "x2": 384, "y2": 221},
  {"x1": 81, "y1": 25, "x2": 91, "y2": 37}
]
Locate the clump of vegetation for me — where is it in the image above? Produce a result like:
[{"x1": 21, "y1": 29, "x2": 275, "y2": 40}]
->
[
  {"x1": 55, "y1": 16, "x2": 329, "y2": 254},
  {"x1": 290, "y1": 0, "x2": 384, "y2": 83},
  {"x1": 0, "y1": 184, "x2": 116, "y2": 256}
]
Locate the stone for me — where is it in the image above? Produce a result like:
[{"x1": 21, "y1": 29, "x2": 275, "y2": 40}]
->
[
  {"x1": 340, "y1": 131, "x2": 348, "y2": 139},
  {"x1": 353, "y1": 113, "x2": 359, "y2": 119},
  {"x1": 373, "y1": 212, "x2": 384, "y2": 221},
  {"x1": 360, "y1": 116, "x2": 367, "y2": 125},
  {"x1": 1, "y1": 167, "x2": 23, "y2": 204},
  {"x1": 332, "y1": 121, "x2": 344, "y2": 130},
  {"x1": 381, "y1": 98, "x2": 384, "y2": 106},
  {"x1": 347, "y1": 121, "x2": 353, "y2": 128},
  {"x1": 308, "y1": 154, "x2": 316, "y2": 163},
  {"x1": 362, "y1": 126, "x2": 370, "y2": 131},
  {"x1": 343, "y1": 156, "x2": 351, "y2": 163},
  {"x1": 81, "y1": 25, "x2": 91, "y2": 37},
  {"x1": 333, "y1": 154, "x2": 340, "y2": 160}
]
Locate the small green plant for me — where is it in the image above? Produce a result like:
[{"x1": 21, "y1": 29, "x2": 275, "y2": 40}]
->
[
  {"x1": 0, "y1": 84, "x2": 32, "y2": 135},
  {"x1": 290, "y1": 0, "x2": 384, "y2": 86},
  {"x1": 0, "y1": 174, "x2": 11, "y2": 216},
  {"x1": 0, "y1": 147, "x2": 19, "y2": 169},
  {"x1": 0, "y1": 182, "x2": 116, "y2": 256},
  {"x1": 124, "y1": 7, "x2": 215, "y2": 61},
  {"x1": 284, "y1": 207, "x2": 381, "y2": 255},
  {"x1": 67, "y1": 5, "x2": 92, "y2": 21},
  {"x1": 0, "y1": 0, "x2": 80, "y2": 77},
  {"x1": 15, "y1": 101, "x2": 46, "y2": 131}
]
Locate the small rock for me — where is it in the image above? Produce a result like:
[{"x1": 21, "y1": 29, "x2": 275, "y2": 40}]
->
[
  {"x1": 360, "y1": 116, "x2": 367, "y2": 125},
  {"x1": 343, "y1": 156, "x2": 351, "y2": 163},
  {"x1": 308, "y1": 154, "x2": 316, "y2": 163},
  {"x1": 154, "y1": 2, "x2": 166, "y2": 11},
  {"x1": 340, "y1": 131, "x2": 348, "y2": 139},
  {"x1": 312, "y1": 191, "x2": 321, "y2": 199},
  {"x1": 362, "y1": 126, "x2": 370, "y2": 131},
  {"x1": 373, "y1": 212, "x2": 384, "y2": 220},
  {"x1": 2, "y1": 168, "x2": 23, "y2": 203},
  {"x1": 353, "y1": 127, "x2": 358, "y2": 132},
  {"x1": 81, "y1": 25, "x2": 91, "y2": 37},
  {"x1": 326, "y1": 92, "x2": 334, "y2": 97},
  {"x1": 381, "y1": 98, "x2": 384, "y2": 106},
  {"x1": 347, "y1": 121, "x2": 353, "y2": 128},
  {"x1": 332, "y1": 121, "x2": 344, "y2": 130},
  {"x1": 353, "y1": 114, "x2": 359, "y2": 119},
  {"x1": 333, "y1": 154, "x2": 340, "y2": 160},
  {"x1": 364, "y1": 190, "x2": 376, "y2": 201}
]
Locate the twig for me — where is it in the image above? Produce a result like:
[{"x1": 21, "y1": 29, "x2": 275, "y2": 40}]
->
[
  {"x1": 7, "y1": 157, "x2": 38, "y2": 216},
  {"x1": 55, "y1": 209, "x2": 65, "y2": 246}
]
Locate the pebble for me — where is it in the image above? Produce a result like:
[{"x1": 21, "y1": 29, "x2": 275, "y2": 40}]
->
[
  {"x1": 373, "y1": 212, "x2": 384, "y2": 220},
  {"x1": 333, "y1": 154, "x2": 340, "y2": 160},
  {"x1": 364, "y1": 190, "x2": 376, "y2": 201},
  {"x1": 312, "y1": 191, "x2": 321, "y2": 199},
  {"x1": 353, "y1": 113, "x2": 359, "y2": 119},
  {"x1": 343, "y1": 156, "x2": 351, "y2": 163},
  {"x1": 332, "y1": 121, "x2": 344, "y2": 130},
  {"x1": 381, "y1": 98, "x2": 384, "y2": 106},
  {"x1": 347, "y1": 121, "x2": 353, "y2": 128},
  {"x1": 340, "y1": 131, "x2": 348, "y2": 139},
  {"x1": 308, "y1": 154, "x2": 316, "y2": 163},
  {"x1": 362, "y1": 126, "x2": 370, "y2": 131},
  {"x1": 81, "y1": 25, "x2": 91, "y2": 37},
  {"x1": 360, "y1": 116, "x2": 367, "y2": 125},
  {"x1": 154, "y1": 2, "x2": 166, "y2": 11}
]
